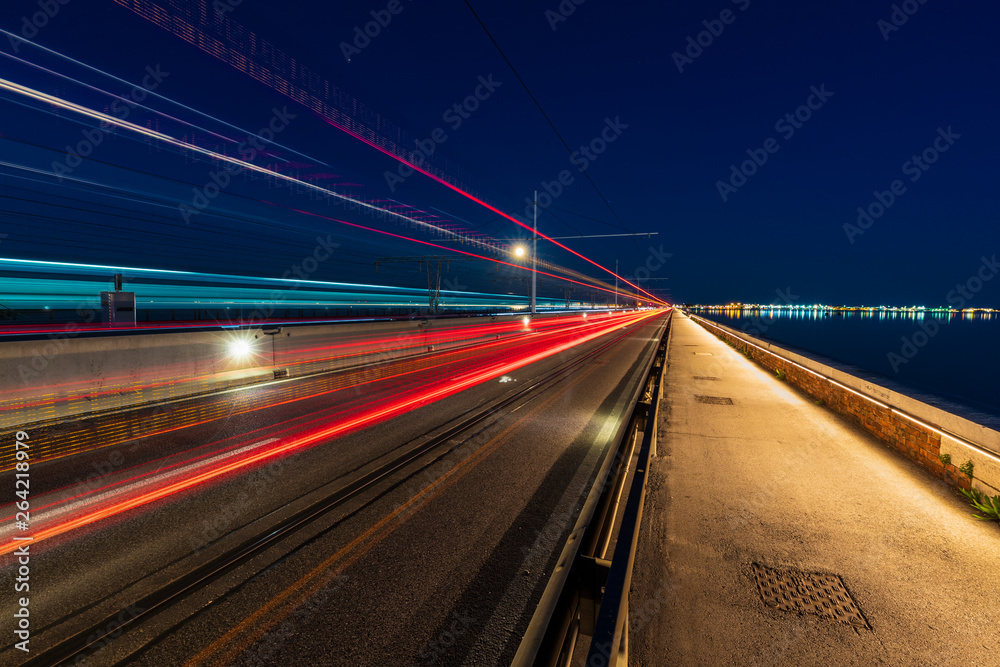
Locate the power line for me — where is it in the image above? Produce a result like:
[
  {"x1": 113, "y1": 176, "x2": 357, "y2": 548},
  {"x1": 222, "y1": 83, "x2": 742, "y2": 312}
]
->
[
  {"x1": 537, "y1": 208, "x2": 585, "y2": 237},
  {"x1": 461, "y1": 0, "x2": 633, "y2": 234},
  {"x1": 497, "y1": 232, "x2": 658, "y2": 240},
  {"x1": 550, "y1": 205, "x2": 627, "y2": 230}
]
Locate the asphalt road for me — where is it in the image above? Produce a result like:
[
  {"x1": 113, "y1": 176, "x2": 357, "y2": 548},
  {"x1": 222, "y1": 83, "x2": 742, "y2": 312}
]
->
[{"x1": 0, "y1": 311, "x2": 666, "y2": 666}]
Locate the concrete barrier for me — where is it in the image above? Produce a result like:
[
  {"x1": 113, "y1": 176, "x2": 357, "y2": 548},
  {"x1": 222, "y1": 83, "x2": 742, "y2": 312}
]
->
[
  {"x1": 688, "y1": 313, "x2": 1000, "y2": 496},
  {"x1": 0, "y1": 312, "x2": 583, "y2": 429}
]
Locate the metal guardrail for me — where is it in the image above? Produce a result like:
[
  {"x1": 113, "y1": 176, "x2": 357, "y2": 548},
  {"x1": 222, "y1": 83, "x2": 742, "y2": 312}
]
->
[{"x1": 513, "y1": 310, "x2": 672, "y2": 667}]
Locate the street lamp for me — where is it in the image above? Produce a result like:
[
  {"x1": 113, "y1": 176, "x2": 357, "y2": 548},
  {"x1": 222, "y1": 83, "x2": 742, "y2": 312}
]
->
[
  {"x1": 511, "y1": 241, "x2": 534, "y2": 314},
  {"x1": 508, "y1": 193, "x2": 539, "y2": 314},
  {"x1": 531, "y1": 191, "x2": 537, "y2": 315},
  {"x1": 228, "y1": 338, "x2": 252, "y2": 360}
]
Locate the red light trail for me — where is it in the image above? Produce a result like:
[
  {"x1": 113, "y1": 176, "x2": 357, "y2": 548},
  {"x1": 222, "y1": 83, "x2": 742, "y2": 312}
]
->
[
  {"x1": 317, "y1": 115, "x2": 663, "y2": 303},
  {"x1": 0, "y1": 310, "x2": 662, "y2": 556},
  {"x1": 0, "y1": 74, "x2": 660, "y2": 305},
  {"x1": 106, "y1": 0, "x2": 665, "y2": 305},
  {"x1": 0, "y1": 315, "x2": 622, "y2": 440},
  {"x1": 285, "y1": 205, "x2": 653, "y2": 303}
]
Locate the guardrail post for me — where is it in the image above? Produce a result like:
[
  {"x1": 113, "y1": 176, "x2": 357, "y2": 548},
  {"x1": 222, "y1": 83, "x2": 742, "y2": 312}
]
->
[
  {"x1": 513, "y1": 311, "x2": 672, "y2": 667},
  {"x1": 649, "y1": 334, "x2": 668, "y2": 458},
  {"x1": 579, "y1": 556, "x2": 611, "y2": 635},
  {"x1": 635, "y1": 401, "x2": 654, "y2": 459}
]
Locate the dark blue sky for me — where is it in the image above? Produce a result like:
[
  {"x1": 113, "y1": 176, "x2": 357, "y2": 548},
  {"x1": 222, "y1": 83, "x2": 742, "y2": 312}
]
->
[{"x1": 0, "y1": 0, "x2": 997, "y2": 305}]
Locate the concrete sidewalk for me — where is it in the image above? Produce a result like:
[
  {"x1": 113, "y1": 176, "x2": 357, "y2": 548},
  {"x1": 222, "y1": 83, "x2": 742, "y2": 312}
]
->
[{"x1": 629, "y1": 312, "x2": 999, "y2": 666}]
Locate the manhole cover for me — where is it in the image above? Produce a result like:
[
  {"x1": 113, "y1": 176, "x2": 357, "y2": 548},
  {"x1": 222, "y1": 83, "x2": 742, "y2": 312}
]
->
[
  {"x1": 751, "y1": 563, "x2": 870, "y2": 630},
  {"x1": 695, "y1": 395, "x2": 733, "y2": 405},
  {"x1": 693, "y1": 376, "x2": 720, "y2": 381}
]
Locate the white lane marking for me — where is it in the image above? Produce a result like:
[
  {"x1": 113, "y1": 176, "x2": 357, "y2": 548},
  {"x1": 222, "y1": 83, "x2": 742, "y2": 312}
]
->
[{"x1": 9, "y1": 438, "x2": 279, "y2": 530}]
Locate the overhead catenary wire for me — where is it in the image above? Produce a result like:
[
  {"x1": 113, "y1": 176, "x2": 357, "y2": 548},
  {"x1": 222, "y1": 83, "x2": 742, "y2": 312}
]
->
[
  {"x1": 0, "y1": 148, "x2": 628, "y2": 298},
  {"x1": 0, "y1": 48, "x2": 660, "y2": 303},
  {"x1": 461, "y1": 0, "x2": 634, "y2": 234}
]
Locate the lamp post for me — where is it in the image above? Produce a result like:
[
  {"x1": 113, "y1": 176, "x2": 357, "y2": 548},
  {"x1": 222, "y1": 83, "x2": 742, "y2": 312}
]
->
[
  {"x1": 531, "y1": 190, "x2": 537, "y2": 315},
  {"x1": 511, "y1": 193, "x2": 538, "y2": 315},
  {"x1": 500, "y1": 227, "x2": 659, "y2": 314},
  {"x1": 512, "y1": 244, "x2": 532, "y2": 313}
]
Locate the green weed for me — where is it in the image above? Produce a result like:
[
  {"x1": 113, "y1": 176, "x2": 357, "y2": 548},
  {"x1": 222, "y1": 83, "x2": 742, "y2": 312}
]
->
[{"x1": 959, "y1": 487, "x2": 1000, "y2": 522}]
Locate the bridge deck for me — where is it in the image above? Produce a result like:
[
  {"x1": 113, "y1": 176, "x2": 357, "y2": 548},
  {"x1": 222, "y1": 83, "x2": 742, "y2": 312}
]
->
[{"x1": 630, "y1": 312, "x2": 998, "y2": 665}]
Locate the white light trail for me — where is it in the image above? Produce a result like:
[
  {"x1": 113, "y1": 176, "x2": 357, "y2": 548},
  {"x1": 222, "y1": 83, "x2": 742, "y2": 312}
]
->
[{"x1": 0, "y1": 76, "x2": 503, "y2": 255}]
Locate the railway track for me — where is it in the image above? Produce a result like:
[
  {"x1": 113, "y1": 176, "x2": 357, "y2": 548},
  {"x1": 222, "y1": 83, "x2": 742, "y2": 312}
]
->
[{"x1": 19, "y1": 314, "x2": 664, "y2": 666}]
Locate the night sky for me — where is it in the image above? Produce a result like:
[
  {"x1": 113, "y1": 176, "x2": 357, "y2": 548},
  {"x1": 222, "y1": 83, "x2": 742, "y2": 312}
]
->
[{"x1": 0, "y1": 0, "x2": 997, "y2": 305}]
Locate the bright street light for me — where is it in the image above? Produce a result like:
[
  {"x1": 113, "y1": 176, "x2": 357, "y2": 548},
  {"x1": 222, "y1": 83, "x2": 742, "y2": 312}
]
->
[
  {"x1": 228, "y1": 337, "x2": 253, "y2": 360},
  {"x1": 513, "y1": 245, "x2": 526, "y2": 258}
]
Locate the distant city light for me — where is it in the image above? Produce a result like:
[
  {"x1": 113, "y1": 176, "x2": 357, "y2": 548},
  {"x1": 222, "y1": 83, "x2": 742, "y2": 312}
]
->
[{"x1": 682, "y1": 303, "x2": 996, "y2": 316}]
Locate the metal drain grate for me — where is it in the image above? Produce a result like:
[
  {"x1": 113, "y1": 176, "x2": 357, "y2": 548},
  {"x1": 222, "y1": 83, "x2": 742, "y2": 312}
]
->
[
  {"x1": 695, "y1": 395, "x2": 733, "y2": 405},
  {"x1": 693, "y1": 376, "x2": 720, "y2": 381},
  {"x1": 751, "y1": 563, "x2": 870, "y2": 630}
]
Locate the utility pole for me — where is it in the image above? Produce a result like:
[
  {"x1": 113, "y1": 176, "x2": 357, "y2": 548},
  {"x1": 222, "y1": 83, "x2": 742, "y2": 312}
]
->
[
  {"x1": 531, "y1": 190, "x2": 537, "y2": 315},
  {"x1": 562, "y1": 287, "x2": 574, "y2": 309},
  {"x1": 614, "y1": 259, "x2": 618, "y2": 309},
  {"x1": 375, "y1": 255, "x2": 481, "y2": 315}
]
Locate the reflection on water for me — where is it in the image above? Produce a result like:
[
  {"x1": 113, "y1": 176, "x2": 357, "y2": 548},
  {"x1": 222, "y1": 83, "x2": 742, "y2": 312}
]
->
[
  {"x1": 692, "y1": 306, "x2": 1000, "y2": 420},
  {"x1": 690, "y1": 305, "x2": 996, "y2": 322}
]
